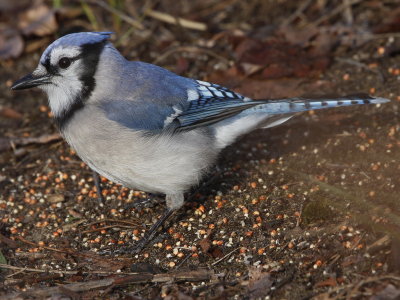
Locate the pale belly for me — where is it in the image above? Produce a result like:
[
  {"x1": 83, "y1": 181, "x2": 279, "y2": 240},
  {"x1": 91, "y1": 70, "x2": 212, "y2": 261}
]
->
[{"x1": 62, "y1": 115, "x2": 218, "y2": 194}]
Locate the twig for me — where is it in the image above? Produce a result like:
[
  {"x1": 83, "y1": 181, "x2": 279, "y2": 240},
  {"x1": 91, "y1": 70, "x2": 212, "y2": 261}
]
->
[
  {"x1": 88, "y1": 0, "x2": 145, "y2": 30},
  {"x1": 80, "y1": 0, "x2": 99, "y2": 31},
  {"x1": 346, "y1": 275, "x2": 400, "y2": 300},
  {"x1": 16, "y1": 236, "x2": 73, "y2": 254},
  {"x1": 81, "y1": 224, "x2": 136, "y2": 234},
  {"x1": 175, "y1": 253, "x2": 192, "y2": 269},
  {"x1": 367, "y1": 32, "x2": 400, "y2": 39},
  {"x1": 0, "y1": 264, "x2": 80, "y2": 275},
  {"x1": 308, "y1": 0, "x2": 363, "y2": 27},
  {"x1": 85, "y1": 218, "x2": 140, "y2": 227},
  {"x1": 1, "y1": 269, "x2": 217, "y2": 299},
  {"x1": 343, "y1": 0, "x2": 354, "y2": 25},
  {"x1": 11, "y1": 133, "x2": 61, "y2": 146},
  {"x1": 335, "y1": 57, "x2": 385, "y2": 82},
  {"x1": 145, "y1": 9, "x2": 207, "y2": 31},
  {"x1": 281, "y1": 0, "x2": 313, "y2": 27},
  {"x1": 153, "y1": 46, "x2": 230, "y2": 65},
  {"x1": 211, "y1": 247, "x2": 239, "y2": 266},
  {"x1": 195, "y1": 0, "x2": 239, "y2": 18},
  {"x1": 5, "y1": 267, "x2": 28, "y2": 278},
  {"x1": 0, "y1": 132, "x2": 61, "y2": 152}
]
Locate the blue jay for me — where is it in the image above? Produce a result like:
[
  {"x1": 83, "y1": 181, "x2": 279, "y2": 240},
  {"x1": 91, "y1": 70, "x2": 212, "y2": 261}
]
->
[{"x1": 11, "y1": 32, "x2": 389, "y2": 253}]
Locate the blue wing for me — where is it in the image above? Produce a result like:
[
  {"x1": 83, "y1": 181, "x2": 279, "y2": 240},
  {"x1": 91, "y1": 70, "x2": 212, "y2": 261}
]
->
[
  {"x1": 101, "y1": 100, "x2": 176, "y2": 131},
  {"x1": 173, "y1": 80, "x2": 262, "y2": 130},
  {"x1": 100, "y1": 67, "x2": 261, "y2": 132}
]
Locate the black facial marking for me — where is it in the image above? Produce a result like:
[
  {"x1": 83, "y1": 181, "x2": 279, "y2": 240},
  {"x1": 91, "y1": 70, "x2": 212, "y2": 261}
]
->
[
  {"x1": 55, "y1": 41, "x2": 107, "y2": 129},
  {"x1": 363, "y1": 99, "x2": 370, "y2": 104},
  {"x1": 55, "y1": 100, "x2": 85, "y2": 129},
  {"x1": 79, "y1": 41, "x2": 106, "y2": 100},
  {"x1": 42, "y1": 55, "x2": 58, "y2": 75}
]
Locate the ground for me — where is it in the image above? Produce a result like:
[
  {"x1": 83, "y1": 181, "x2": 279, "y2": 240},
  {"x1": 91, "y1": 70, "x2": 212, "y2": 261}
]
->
[{"x1": 0, "y1": 1, "x2": 400, "y2": 299}]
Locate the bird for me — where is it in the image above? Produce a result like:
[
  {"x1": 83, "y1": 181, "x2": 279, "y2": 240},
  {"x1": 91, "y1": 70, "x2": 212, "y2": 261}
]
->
[{"x1": 11, "y1": 32, "x2": 389, "y2": 253}]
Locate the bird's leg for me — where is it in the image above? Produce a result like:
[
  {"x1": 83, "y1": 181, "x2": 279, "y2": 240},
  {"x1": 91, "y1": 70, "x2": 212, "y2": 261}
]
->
[
  {"x1": 131, "y1": 208, "x2": 176, "y2": 253},
  {"x1": 92, "y1": 171, "x2": 104, "y2": 204},
  {"x1": 116, "y1": 193, "x2": 184, "y2": 254}
]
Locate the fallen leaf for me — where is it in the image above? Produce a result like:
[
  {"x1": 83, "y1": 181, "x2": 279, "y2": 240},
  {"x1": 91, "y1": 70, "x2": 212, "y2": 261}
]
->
[
  {"x1": 76, "y1": 252, "x2": 128, "y2": 272},
  {"x1": 0, "y1": 0, "x2": 31, "y2": 13},
  {"x1": 210, "y1": 247, "x2": 224, "y2": 259},
  {"x1": 247, "y1": 267, "x2": 273, "y2": 299},
  {"x1": 0, "y1": 138, "x2": 11, "y2": 152},
  {"x1": 165, "y1": 291, "x2": 194, "y2": 300},
  {"x1": 0, "y1": 233, "x2": 18, "y2": 248},
  {"x1": 371, "y1": 284, "x2": 400, "y2": 300},
  {"x1": 0, "y1": 107, "x2": 23, "y2": 119},
  {"x1": 278, "y1": 25, "x2": 319, "y2": 47},
  {"x1": 240, "y1": 63, "x2": 263, "y2": 77},
  {"x1": 390, "y1": 236, "x2": 400, "y2": 272},
  {"x1": 0, "y1": 28, "x2": 24, "y2": 59},
  {"x1": 198, "y1": 237, "x2": 211, "y2": 253},
  {"x1": 175, "y1": 57, "x2": 189, "y2": 75},
  {"x1": 314, "y1": 277, "x2": 337, "y2": 288},
  {"x1": 233, "y1": 37, "x2": 331, "y2": 79},
  {"x1": 25, "y1": 36, "x2": 51, "y2": 53},
  {"x1": 373, "y1": 7, "x2": 400, "y2": 34},
  {"x1": 19, "y1": 0, "x2": 57, "y2": 36}
]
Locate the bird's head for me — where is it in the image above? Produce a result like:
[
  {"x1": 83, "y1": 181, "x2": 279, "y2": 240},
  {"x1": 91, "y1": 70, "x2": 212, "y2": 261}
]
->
[{"x1": 11, "y1": 32, "x2": 113, "y2": 126}]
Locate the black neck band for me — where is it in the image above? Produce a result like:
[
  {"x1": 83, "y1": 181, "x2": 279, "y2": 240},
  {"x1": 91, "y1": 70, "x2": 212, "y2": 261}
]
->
[{"x1": 55, "y1": 41, "x2": 107, "y2": 129}]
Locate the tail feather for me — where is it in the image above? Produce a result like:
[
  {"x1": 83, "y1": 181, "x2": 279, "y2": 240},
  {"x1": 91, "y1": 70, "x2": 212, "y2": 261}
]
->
[
  {"x1": 248, "y1": 94, "x2": 390, "y2": 115},
  {"x1": 214, "y1": 94, "x2": 389, "y2": 149}
]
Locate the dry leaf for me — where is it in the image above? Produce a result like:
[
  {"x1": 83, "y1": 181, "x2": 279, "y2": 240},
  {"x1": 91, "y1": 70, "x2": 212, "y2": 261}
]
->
[
  {"x1": 314, "y1": 277, "x2": 337, "y2": 288},
  {"x1": 247, "y1": 267, "x2": 272, "y2": 299},
  {"x1": 199, "y1": 237, "x2": 211, "y2": 253},
  {"x1": 19, "y1": 0, "x2": 57, "y2": 36},
  {"x1": 0, "y1": 106, "x2": 23, "y2": 119},
  {"x1": 0, "y1": 28, "x2": 24, "y2": 59},
  {"x1": 371, "y1": 284, "x2": 400, "y2": 300},
  {"x1": 0, "y1": 0, "x2": 31, "y2": 13}
]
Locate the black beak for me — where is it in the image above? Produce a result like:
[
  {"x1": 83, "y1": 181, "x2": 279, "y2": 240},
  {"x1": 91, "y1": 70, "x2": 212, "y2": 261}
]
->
[{"x1": 11, "y1": 72, "x2": 51, "y2": 90}]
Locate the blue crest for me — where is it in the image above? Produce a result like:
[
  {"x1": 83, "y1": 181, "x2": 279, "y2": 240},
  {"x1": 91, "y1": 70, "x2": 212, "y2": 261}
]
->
[{"x1": 40, "y1": 32, "x2": 113, "y2": 63}]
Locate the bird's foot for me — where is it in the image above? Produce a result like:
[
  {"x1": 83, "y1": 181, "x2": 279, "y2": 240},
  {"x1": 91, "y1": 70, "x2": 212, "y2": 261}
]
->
[
  {"x1": 98, "y1": 209, "x2": 176, "y2": 256},
  {"x1": 114, "y1": 239, "x2": 149, "y2": 255},
  {"x1": 98, "y1": 234, "x2": 162, "y2": 256}
]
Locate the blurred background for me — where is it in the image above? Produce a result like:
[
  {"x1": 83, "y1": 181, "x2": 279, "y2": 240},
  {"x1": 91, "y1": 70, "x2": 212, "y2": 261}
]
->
[{"x1": 1, "y1": 1, "x2": 400, "y2": 299}]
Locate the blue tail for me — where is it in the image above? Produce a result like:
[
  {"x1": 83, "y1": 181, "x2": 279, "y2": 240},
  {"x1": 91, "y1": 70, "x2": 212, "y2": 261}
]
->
[{"x1": 248, "y1": 94, "x2": 390, "y2": 115}]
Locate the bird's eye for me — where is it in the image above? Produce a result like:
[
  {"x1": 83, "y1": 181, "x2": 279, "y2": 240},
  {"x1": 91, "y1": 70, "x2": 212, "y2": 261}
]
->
[{"x1": 58, "y1": 57, "x2": 71, "y2": 69}]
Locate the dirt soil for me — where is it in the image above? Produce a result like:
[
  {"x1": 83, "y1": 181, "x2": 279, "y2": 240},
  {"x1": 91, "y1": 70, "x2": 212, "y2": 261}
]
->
[{"x1": 1, "y1": 1, "x2": 400, "y2": 299}]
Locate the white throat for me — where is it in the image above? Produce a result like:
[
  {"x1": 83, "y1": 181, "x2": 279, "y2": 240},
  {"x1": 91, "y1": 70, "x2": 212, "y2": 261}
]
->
[
  {"x1": 35, "y1": 66, "x2": 84, "y2": 118},
  {"x1": 41, "y1": 80, "x2": 82, "y2": 117}
]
